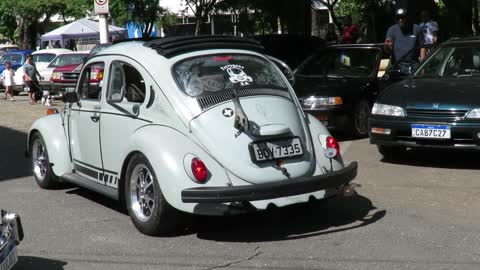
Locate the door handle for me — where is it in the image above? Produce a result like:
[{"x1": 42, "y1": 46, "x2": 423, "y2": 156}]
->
[{"x1": 90, "y1": 115, "x2": 100, "y2": 122}]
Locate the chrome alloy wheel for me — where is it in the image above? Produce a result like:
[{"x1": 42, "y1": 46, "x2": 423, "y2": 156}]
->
[
  {"x1": 32, "y1": 138, "x2": 47, "y2": 182},
  {"x1": 129, "y1": 164, "x2": 155, "y2": 222}
]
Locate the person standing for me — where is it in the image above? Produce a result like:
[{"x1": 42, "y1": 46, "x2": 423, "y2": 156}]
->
[
  {"x1": 23, "y1": 55, "x2": 41, "y2": 105},
  {"x1": 342, "y1": 15, "x2": 359, "y2": 44},
  {"x1": 384, "y1": 8, "x2": 425, "y2": 75},
  {"x1": 1, "y1": 61, "x2": 15, "y2": 101},
  {"x1": 419, "y1": 10, "x2": 439, "y2": 58}
]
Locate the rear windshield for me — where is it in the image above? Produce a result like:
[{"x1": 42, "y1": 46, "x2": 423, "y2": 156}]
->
[{"x1": 173, "y1": 54, "x2": 288, "y2": 97}]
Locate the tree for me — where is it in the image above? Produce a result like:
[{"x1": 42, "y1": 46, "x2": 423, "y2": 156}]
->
[
  {"x1": 0, "y1": 2, "x2": 17, "y2": 42},
  {"x1": 184, "y1": 0, "x2": 219, "y2": 35},
  {"x1": 111, "y1": 0, "x2": 166, "y2": 37},
  {"x1": 312, "y1": 0, "x2": 343, "y2": 34}
]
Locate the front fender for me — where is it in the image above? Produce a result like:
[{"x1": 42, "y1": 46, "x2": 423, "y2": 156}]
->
[
  {"x1": 127, "y1": 125, "x2": 230, "y2": 213},
  {"x1": 28, "y1": 114, "x2": 71, "y2": 176}
]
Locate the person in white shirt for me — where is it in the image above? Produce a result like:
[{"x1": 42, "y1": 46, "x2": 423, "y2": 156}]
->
[
  {"x1": 1, "y1": 61, "x2": 15, "y2": 101},
  {"x1": 419, "y1": 10, "x2": 438, "y2": 59}
]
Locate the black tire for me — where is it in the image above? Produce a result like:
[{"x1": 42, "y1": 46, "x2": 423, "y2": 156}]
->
[
  {"x1": 351, "y1": 99, "x2": 371, "y2": 137},
  {"x1": 12, "y1": 90, "x2": 20, "y2": 96},
  {"x1": 377, "y1": 145, "x2": 406, "y2": 159},
  {"x1": 125, "y1": 153, "x2": 183, "y2": 236},
  {"x1": 30, "y1": 132, "x2": 59, "y2": 189}
]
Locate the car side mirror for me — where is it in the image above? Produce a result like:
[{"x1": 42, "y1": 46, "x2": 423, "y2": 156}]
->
[
  {"x1": 385, "y1": 68, "x2": 408, "y2": 81},
  {"x1": 63, "y1": 92, "x2": 79, "y2": 103},
  {"x1": 267, "y1": 55, "x2": 295, "y2": 86}
]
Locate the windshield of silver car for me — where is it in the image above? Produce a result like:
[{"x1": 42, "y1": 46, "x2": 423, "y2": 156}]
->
[
  {"x1": 295, "y1": 49, "x2": 379, "y2": 78},
  {"x1": 173, "y1": 54, "x2": 288, "y2": 97},
  {"x1": 414, "y1": 45, "x2": 480, "y2": 78}
]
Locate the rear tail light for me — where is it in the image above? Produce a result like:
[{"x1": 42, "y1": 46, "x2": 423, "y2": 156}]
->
[
  {"x1": 191, "y1": 158, "x2": 208, "y2": 183},
  {"x1": 325, "y1": 136, "x2": 340, "y2": 158}
]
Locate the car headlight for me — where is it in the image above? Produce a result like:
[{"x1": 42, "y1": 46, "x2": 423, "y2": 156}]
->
[
  {"x1": 302, "y1": 96, "x2": 343, "y2": 109},
  {"x1": 51, "y1": 72, "x2": 61, "y2": 80},
  {"x1": 466, "y1": 109, "x2": 480, "y2": 119},
  {"x1": 372, "y1": 103, "x2": 405, "y2": 117}
]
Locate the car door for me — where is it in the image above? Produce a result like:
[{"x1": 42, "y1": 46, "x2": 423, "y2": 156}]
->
[
  {"x1": 69, "y1": 61, "x2": 106, "y2": 185},
  {"x1": 99, "y1": 58, "x2": 151, "y2": 189}
]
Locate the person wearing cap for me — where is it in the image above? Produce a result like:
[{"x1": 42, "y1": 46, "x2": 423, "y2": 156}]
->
[{"x1": 384, "y1": 8, "x2": 425, "y2": 75}]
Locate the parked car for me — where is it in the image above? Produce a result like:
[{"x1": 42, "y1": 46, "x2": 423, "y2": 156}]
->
[
  {"x1": 294, "y1": 44, "x2": 393, "y2": 137},
  {"x1": 26, "y1": 36, "x2": 358, "y2": 235},
  {"x1": 0, "y1": 210, "x2": 24, "y2": 270},
  {"x1": 32, "y1": 48, "x2": 72, "y2": 82},
  {"x1": 0, "y1": 50, "x2": 33, "y2": 89},
  {"x1": 49, "y1": 44, "x2": 111, "y2": 95},
  {"x1": 0, "y1": 45, "x2": 19, "y2": 56},
  {"x1": 48, "y1": 52, "x2": 90, "y2": 94},
  {"x1": 369, "y1": 37, "x2": 480, "y2": 158},
  {"x1": 253, "y1": 34, "x2": 325, "y2": 69}
]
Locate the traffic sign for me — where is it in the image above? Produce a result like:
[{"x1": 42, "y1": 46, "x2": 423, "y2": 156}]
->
[{"x1": 94, "y1": 0, "x2": 109, "y2": 14}]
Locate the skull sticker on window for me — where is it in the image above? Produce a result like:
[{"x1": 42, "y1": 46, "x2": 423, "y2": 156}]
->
[{"x1": 221, "y1": 65, "x2": 253, "y2": 86}]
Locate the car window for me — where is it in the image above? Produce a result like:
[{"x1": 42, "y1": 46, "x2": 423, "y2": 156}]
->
[
  {"x1": 0, "y1": 54, "x2": 22, "y2": 64},
  {"x1": 173, "y1": 54, "x2": 288, "y2": 97},
  {"x1": 107, "y1": 61, "x2": 146, "y2": 103},
  {"x1": 33, "y1": 53, "x2": 56, "y2": 63},
  {"x1": 48, "y1": 54, "x2": 88, "y2": 68},
  {"x1": 296, "y1": 49, "x2": 379, "y2": 78},
  {"x1": 415, "y1": 46, "x2": 480, "y2": 78},
  {"x1": 78, "y1": 62, "x2": 105, "y2": 100}
]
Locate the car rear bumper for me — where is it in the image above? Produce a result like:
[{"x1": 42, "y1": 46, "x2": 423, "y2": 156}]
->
[
  {"x1": 181, "y1": 161, "x2": 357, "y2": 203},
  {"x1": 369, "y1": 117, "x2": 480, "y2": 150}
]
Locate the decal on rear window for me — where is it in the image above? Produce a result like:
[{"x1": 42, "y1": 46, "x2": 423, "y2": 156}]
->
[
  {"x1": 220, "y1": 64, "x2": 253, "y2": 86},
  {"x1": 173, "y1": 54, "x2": 288, "y2": 97}
]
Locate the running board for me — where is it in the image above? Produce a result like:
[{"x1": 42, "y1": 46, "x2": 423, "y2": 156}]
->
[{"x1": 61, "y1": 173, "x2": 118, "y2": 200}]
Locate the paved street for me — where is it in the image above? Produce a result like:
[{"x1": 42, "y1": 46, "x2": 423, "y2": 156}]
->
[{"x1": 1, "y1": 93, "x2": 480, "y2": 270}]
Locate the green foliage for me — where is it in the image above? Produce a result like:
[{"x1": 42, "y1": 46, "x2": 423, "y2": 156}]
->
[
  {"x1": 110, "y1": 0, "x2": 165, "y2": 36},
  {"x1": 0, "y1": 1, "x2": 17, "y2": 41}
]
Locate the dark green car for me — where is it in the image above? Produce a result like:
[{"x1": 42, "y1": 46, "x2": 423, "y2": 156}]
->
[{"x1": 369, "y1": 37, "x2": 480, "y2": 158}]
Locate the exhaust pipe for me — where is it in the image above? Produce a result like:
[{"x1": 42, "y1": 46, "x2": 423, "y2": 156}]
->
[{"x1": 342, "y1": 183, "x2": 360, "y2": 197}]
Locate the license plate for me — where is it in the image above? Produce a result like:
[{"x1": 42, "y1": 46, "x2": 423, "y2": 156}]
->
[
  {"x1": 249, "y1": 137, "x2": 303, "y2": 163},
  {"x1": 65, "y1": 87, "x2": 75, "y2": 92},
  {"x1": 0, "y1": 243, "x2": 18, "y2": 270},
  {"x1": 411, "y1": 124, "x2": 451, "y2": 139}
]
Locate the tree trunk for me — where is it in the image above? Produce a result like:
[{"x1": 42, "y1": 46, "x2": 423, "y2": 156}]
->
[
  {"x1": 473, "y1": 0, "x2": 479, "y2": 34},
  {"x1": 18, "y1": 17, "x2": 27, "y2": 49},
  {"x1": 327, "y1": 5, "x2": 343, "y2": 35}
]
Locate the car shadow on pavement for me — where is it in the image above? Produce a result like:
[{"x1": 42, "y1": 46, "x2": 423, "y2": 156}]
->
[
  {"x1": 14, "y1": 256, "x2": 67, "y2": 270},
  {"x1": 191, "y1": 193, "x2": 386, "y2": 242},
  {"x1": 381, "y1": 148, "x2": 480, "y2": 170},
  {"x1": 65, "y1": 188, "x2": 128, "y2": 215},
  {"x1": 0, "y1": 127, "x2": 31, "y2": 181}
]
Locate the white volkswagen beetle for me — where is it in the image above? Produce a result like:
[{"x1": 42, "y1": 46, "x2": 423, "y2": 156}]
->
[{"x1": 26, "y1": 36, "x2": 358, "y2": 235}]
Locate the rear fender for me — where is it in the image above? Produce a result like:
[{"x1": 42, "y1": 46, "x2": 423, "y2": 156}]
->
[
  {"x1": 126, "y1": 125, "x2": 230, "y2": 213},
  {"x1": 28, "y1": 114, "x2": 72, "y2": 176},
  {"x1": 306, "y1": 114, "x2": 344, "y2": 173}
]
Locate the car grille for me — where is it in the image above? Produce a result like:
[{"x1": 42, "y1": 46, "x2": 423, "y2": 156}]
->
[
  {"x1": 62, "y1": 72, "x2": 80, "y2": 80},
  {"x1": 197, "y1": 88, "x2": 290, "y2": 111},
  {"x1": 405, "y1": 109, "x2": 469, "y2": 119}
]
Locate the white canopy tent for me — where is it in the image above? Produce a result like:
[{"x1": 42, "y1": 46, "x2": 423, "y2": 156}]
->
[{"x1": 40, "y1": 18, "x2": 127, "y2": 49}]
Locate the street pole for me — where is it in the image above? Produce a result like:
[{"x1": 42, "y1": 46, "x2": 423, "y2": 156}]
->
[{"x1": 99, "y1": 14, "x2": 109, "y2": 44}]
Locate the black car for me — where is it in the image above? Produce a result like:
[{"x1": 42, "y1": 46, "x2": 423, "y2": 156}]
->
[
  {"x1": 294, "y1": 44, "x2": 392, "y2": 136},
  {"x1": 369, "y1": 37, "x2": 480, "y2": 158}
]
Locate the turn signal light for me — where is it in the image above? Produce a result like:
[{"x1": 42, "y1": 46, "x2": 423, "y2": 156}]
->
[
  {"x1": 326, "y1": 136, "x2": 340, "y2": 157},
  {"x1": 47, "y1": 108, "x2": 59, "y2": 115},
  {"x1": 371, "y1": 127, "x2": 391, "y2": 135},
  {"x1": 191, "y1": 158, "x2": 208, "y2": 183}
]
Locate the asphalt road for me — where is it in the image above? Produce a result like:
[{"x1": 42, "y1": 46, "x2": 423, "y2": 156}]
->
[{"x1": 1, "y1": 94, "x2": 480, "y2": 270}]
